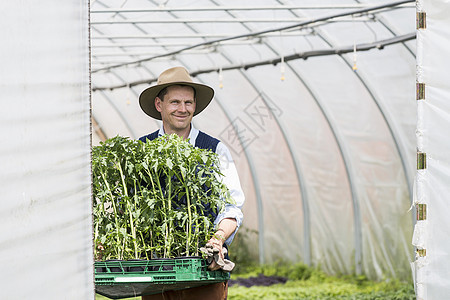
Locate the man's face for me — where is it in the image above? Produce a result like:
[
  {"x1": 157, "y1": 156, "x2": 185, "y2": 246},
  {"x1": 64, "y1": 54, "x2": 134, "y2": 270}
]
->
[{"x1": 155, "y1": 85, "x2": 196, "y2": 135}]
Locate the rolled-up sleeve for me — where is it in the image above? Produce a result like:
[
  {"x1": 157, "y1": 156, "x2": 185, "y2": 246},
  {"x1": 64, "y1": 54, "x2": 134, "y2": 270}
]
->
[{"x1": 214, "y1": 142, "x2": 245, "y2": 245}]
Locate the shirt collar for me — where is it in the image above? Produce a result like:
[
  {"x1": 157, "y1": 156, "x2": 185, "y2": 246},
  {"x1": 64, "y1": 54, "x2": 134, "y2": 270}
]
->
[{"x1": 158, "y1": 123, "x2": 199, "y2": 147}]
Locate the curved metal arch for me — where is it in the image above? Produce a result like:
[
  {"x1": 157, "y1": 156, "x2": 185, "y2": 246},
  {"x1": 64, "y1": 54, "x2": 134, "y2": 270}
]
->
[
  {"x1": 286, "y1": 65, "x2": 363, "y2": 274},
  {"x1": 249, "y1": 19, "x2": 361, "y2": 271},
  {"x1": 329, "y1": 45, "x2": 411, "y2": 278},
  {"x1": 232, "y1": 70, "x2": 311, "y2": 266},
  {"x1": 192, "y1": 92, "x2": 267, "y2": 264},
  {"x1": 353, "y1": 0, "x2": 416, "y2": 230},
  {"x1": 92, "y1": 113, "x2": 107, "y2": 142}
]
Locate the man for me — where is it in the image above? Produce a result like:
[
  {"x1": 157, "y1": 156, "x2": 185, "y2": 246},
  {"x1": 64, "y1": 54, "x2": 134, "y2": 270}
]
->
[{"x1": 138, "y1": 66, "x2": 245, "y2": 300}]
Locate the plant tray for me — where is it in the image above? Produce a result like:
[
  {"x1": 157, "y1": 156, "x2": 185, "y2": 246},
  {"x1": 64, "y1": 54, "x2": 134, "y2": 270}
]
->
[{"x1": 94, "y1": 257, "x2": 230, "y2": 299}]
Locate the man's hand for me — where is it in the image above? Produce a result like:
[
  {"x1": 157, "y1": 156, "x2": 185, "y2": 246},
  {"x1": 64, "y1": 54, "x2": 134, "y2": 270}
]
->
[
  {"x1": 200, "y1": 229, "x2": 235, "y2": 272},
  {"x1": 200, "y1": 219, "x2": 237, "y2": 272},
  {"x1": 206, "y1": 235, "x2": 226, "y2": 271}
]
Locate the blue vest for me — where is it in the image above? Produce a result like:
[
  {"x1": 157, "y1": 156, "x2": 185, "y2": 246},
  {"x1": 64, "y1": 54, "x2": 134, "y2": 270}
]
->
[{"x1": 139, "y1": 129, "x2": 220, "y2": 152}]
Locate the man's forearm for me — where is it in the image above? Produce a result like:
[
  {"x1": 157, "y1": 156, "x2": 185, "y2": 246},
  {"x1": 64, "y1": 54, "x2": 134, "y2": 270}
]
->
[
  {"x1": 213, "y1": 218, "x2": 237, "y2": 244},
  {"x1": 206, "y1": 218, "x2": 237, "y2": 271}
]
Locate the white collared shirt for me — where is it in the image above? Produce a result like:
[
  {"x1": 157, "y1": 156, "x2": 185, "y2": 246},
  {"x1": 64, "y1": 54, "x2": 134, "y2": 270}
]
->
[{"x1": 157, "y1": 124, "x2": 245, "y2": 245}]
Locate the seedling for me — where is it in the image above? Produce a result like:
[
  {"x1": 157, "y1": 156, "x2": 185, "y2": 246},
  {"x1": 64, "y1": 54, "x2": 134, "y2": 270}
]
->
[{"x1": 92, "y1": 134, "x2": 233, "y2": 260}]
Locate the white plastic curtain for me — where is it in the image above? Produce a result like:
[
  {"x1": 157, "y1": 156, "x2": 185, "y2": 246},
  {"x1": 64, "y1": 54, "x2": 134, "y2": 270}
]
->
[
  {"x1": 413, "y1": 0, "x2": 450, "y2": 299},
  {"x1": 0, "y1": 1, "x2": 93, "y2": 299}
]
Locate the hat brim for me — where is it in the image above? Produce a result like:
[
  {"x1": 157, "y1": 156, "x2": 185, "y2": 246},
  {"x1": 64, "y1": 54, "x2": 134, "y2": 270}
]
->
[{"x1": 139, "y1": 81, "x2": 214, "y2": 120}]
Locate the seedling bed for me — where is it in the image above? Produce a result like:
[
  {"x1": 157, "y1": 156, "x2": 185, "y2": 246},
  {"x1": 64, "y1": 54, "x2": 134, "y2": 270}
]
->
[{"x1": 95, "y1": 257, "x2": 230, "y2": 299}]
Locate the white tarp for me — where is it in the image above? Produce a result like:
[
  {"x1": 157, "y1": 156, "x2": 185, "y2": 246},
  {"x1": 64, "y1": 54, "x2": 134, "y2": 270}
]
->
[
  {"x1": 0, "y1": 1, "x2": 93, "y2": 299},
  {"x1": 413, "y1": 0, "x2": 450, "y2": 299}
]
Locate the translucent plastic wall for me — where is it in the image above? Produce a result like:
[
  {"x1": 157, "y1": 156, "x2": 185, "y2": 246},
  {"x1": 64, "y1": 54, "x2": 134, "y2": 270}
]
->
[
  {"x1": 413, "y1": 0, "x2": 450, "y2": 298},
  {"x1": 0, "y1": 2, "x2": 94, "y2": 299},
  {"x1": 90, "y1": 0, "x2": 416, "y2": 280}
]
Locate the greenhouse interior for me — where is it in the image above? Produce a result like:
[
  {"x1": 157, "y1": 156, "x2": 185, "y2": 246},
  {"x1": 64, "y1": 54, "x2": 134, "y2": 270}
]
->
[{"x1": 2, "y1": 0, "x2": 450, "y2": 299}]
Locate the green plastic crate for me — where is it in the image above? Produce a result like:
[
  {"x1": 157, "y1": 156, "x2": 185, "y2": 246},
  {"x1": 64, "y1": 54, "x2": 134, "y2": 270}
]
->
[{"x1": 95, "y1": 257, "x2": 230, "y2": 299}]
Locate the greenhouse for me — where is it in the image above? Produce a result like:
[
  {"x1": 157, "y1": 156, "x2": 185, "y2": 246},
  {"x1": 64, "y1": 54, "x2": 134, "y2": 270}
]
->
[{"x1": 1, "y1": 0, "x2": 450, "y2": 299}]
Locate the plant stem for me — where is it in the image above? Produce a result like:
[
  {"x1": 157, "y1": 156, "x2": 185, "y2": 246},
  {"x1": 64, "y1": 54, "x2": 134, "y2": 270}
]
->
[
  {"x1": 117, "y1": 160, "x2": 138, "y2": 259},
  {"x1": 185, "y1": 184, "x2": 192, "y2": 257},
  {"x1": 167, "y1": 173, "x2": 172, "y2": 257},
  {"x1": 153, "y1": 168, "x2": 167, "y2": 257},
  {"x1": 192, "y1": 188, "x2": 200, "y2": 257},
  {"x1": 100, "y1": 171, "x2": 122, "y2": 259}
]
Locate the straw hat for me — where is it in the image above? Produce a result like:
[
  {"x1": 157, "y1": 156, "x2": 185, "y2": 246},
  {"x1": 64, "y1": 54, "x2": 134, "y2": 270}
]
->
[{"x1": 139, "y1": 66, "x2": 215, "y2": 120}]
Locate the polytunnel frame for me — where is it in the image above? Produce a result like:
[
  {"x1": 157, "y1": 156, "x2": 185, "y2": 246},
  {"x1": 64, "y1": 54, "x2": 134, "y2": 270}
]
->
[
  {"x1": 90, "y1": 0, "x2": 415, "y2": 275},
  {"x1": 280, "y1": 3, "x2": 415, "y2": 277},
  {"x1": 90, "y1": 2, "x2": 267, "y2": 265}
]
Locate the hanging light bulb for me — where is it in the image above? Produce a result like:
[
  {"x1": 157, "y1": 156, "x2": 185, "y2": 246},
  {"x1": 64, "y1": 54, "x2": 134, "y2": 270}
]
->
[
  {"x1": 280, "y1": 56, "x2": 286, "y2": 81},
  {"x1": 219, "y1": 67, "x2": 224, "y2": 89},
  {"x1": 352, "y1": 15, "x2": 358, "y2": 71}
]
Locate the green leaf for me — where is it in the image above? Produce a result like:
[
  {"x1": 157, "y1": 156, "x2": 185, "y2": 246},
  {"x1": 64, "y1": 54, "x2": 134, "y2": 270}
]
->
[{"x1": 166, "y1": 158, "x2": 173, "y2": 170}]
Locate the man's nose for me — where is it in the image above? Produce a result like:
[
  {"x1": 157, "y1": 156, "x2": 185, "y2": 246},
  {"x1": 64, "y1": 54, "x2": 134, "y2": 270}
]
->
[{"x1": 178, "y1": 102, "x2": 187, "y2": 112}]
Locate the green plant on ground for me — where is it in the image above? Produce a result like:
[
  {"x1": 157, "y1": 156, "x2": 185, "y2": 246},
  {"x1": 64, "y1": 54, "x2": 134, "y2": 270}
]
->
[
  {"x1": 95, "y1": 262, "x2": 415, "y2": 300},
  {"x1": 92, "y1": 134, "x2": 233, "y2": 260},
  {"x1": 227, "y1": 263, "x2": 415, "y2": 300},
  {"x1": 227, "y1": 226, "x2": 259, "y2": 273}
]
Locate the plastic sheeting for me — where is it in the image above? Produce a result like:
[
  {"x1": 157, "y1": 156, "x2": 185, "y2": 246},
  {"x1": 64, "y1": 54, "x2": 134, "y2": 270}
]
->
[
  {"x1": 90, "y1": 0, "x2": 416, "y2": 280},
  {"x1": 413, "y1": 0, "x2": 450, "y2": 298},
  {"x1": 0, "y1": 1, "x2": 93, "y2": 299}
]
